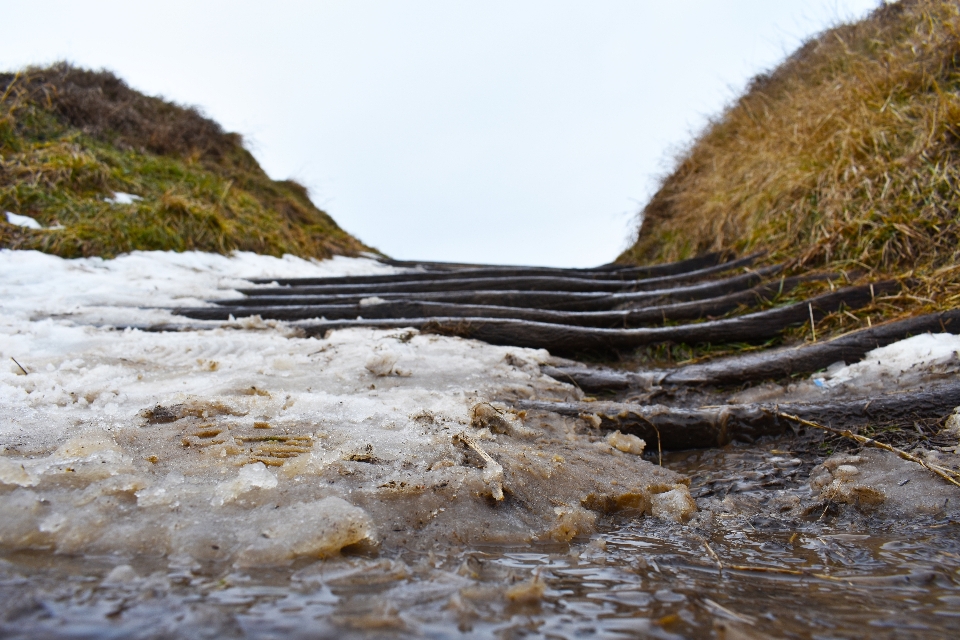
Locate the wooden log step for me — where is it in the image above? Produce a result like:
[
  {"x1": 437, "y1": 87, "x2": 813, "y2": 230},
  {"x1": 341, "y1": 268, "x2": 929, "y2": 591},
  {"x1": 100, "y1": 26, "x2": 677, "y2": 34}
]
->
[
  {"x1": 213, "y1": 265, "x2": 781, "y2": 312},
  {"x1": 544, "y1": 306, "x2": 960, "y2": 391},
  {"x1": 239, "y1": 254, "x2": 761, "y2": 296},
  {"x1": 352, "y1": 251, "x2": 729, "y2": 278},
  {"x1": 295, "y1": 283, "x2": 894, "y2": 353},
  {"x1": 180, "y1": 273, "x2": 834, "y2": 327},
  {"x1": 238, "y1": 255, "x2": 758, "y2": 296},
  {"x1": 251, "y1": 252, "x2": 730, "y2": 286},
  {"x1": 516, "y1": 378, "x2": 960, "y2": 450},
  {"x1": 663, "y1": 307, "x2": 960, "y2": 385}
]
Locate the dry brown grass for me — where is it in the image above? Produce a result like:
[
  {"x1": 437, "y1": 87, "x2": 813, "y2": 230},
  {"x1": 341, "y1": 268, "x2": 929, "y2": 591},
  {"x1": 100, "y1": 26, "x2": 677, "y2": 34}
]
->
[
  {"x1": 7, "y1": 64, "x2": 240, "y2": 161},
  {"x1": 619, "y1": 0, "x2": 960, "y2": 338},
  {"x1": 0, "y1": 63, "x2": 375, "y2": 259}
]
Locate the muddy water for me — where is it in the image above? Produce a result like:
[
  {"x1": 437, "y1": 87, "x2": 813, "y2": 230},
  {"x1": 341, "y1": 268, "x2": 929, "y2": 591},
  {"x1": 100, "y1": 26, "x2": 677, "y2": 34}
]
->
[{"x1": 1, "y1": 439, "x2": 958, "y2": 639}]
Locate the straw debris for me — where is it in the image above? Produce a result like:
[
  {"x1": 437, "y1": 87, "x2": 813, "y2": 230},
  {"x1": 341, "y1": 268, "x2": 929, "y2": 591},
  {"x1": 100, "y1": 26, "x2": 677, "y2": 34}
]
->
[{"x1": 455, "y1": 431, "x2": 505, "y2": 500}]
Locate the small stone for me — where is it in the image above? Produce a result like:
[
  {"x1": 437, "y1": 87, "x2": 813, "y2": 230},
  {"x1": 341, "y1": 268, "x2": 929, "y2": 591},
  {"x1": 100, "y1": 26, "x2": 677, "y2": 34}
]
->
[
  {"x1": 365, "y1": 350, "x2": 400, "y2": 376},
  {"x1": 823, "y1": 455, "x2": 863, "y2": 472},
  {"x1": 471, "y1": 403, "x2": 513, "y2": 435},
  {"x1": 944, "y1": 407, "x2": 960, "y2": 437}
]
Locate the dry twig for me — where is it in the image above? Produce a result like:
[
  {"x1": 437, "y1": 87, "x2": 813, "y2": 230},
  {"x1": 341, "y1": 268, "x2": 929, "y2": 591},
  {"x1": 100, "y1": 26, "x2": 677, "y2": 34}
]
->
[{"x1": 10, "y1": 357, "x2": 28, "y2": 375}]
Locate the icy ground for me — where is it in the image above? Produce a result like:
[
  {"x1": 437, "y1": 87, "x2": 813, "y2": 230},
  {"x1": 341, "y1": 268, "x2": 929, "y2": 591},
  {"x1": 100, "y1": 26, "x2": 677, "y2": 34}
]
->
[{"x1": 0, "y1": 250, "x2": 685, "y2": 566}]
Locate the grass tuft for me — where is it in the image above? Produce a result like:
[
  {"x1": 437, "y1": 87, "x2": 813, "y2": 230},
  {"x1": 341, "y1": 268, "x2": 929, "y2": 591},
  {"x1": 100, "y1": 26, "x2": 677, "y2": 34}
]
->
[{"x1": 0, "y1": 63, "x2": 375, "y2": 259}]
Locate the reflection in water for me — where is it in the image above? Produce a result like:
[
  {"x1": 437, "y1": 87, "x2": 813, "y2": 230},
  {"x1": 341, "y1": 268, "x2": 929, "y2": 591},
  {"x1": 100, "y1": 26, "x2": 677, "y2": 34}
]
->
[{"x1": 1, "y1": 439, "x2": 958, "y2": 639}]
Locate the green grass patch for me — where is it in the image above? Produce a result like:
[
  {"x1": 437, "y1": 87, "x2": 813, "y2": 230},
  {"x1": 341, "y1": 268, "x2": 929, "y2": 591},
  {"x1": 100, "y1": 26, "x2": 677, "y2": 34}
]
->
[{"x1": 0, "y1": 63, "x2": 375, "y2": 259}]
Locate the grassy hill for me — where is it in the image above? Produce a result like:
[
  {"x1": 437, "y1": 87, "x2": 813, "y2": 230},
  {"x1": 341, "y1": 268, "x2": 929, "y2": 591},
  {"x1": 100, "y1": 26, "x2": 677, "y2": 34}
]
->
[
  {"x1": 0, "y1": 63, "x2": 374, "y2": 259},
  {"x1": 619, "y1": 0, "x2": 960, "y2": 339}
]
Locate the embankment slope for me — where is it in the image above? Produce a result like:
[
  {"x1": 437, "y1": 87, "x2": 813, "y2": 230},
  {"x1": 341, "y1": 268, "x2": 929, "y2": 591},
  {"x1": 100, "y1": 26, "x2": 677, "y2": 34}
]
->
[
  {"x1": 620, "y1": 0, "x2": 960, "y2": 336},
  {"x1": 0, "y1": 63, "x2": 373, "y2": 259}
]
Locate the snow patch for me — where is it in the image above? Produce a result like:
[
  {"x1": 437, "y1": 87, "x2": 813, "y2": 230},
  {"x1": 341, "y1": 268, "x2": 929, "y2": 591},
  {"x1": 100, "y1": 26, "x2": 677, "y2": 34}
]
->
[
  {"x1": 816, "y1": 332, "x2": 960, "y2": 389},
  {"x1": 106, "y1": 192, "x2": 143, "y2": 205},
  {"x1": 729, "y1": 332, "x2": 960, "y2": 405},
  {"x1": 5, "y1": 212, "x2": 42, "y2": 229},
  {"x1": 0, "y1": 248, "x2": 400, "y2": 328},
  {"x1": 0, "y1": 249, "x2": 682, "y2": 566}
]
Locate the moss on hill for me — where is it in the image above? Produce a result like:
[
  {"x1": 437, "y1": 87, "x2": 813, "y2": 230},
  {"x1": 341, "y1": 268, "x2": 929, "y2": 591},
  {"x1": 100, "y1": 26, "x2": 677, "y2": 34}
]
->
[
  {"x1": 620, "y1": 0, "x2": 960, "y2": 340},
  {"x1": 0, "y1": 63, "x2": 375, "y2": 259}
]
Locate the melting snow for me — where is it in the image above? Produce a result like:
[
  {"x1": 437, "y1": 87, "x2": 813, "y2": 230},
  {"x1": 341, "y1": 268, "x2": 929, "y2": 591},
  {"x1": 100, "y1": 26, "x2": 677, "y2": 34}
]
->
[
  {"x1": 0, "y1": 249, "x2": 684, "y2": 567},
  {"x1": 730, "y1": 332, "x2": 960, "y2": 405},
  {"x1": 817, "y1": 332, "x2": 960, "y2": 389}
]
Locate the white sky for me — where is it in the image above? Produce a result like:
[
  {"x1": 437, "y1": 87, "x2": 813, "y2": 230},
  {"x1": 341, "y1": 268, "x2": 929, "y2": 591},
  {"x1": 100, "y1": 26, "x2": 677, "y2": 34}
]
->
[{"x1": 1, "y1": 1, "x2": 878, "y2": 267}]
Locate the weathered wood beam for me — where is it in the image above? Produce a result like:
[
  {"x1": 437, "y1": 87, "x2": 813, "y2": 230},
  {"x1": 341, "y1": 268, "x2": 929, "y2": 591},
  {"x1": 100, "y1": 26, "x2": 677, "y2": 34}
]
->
[
  {"x1": 251, "y1": 252, "x2": 730, "y2": 286},
  {"x1": 544, "y1": 307, "x2": 960, "y2": 391},
  {"x1": 516, "y1": 379, "x2": 960, "y2": 450},
  {"x1": 212, "y1": 265, "x2": 780, "y2": 312},
  {"x1": 360, "y1": 251, "x2": 731, "y2": 275},
  {"x1": 664, "y1": 307, "x2": 960, "y2": 385},
  {"x1": 293, "y1": 283, "x2": 893, "y2": 353},
  {"x1": 238, "y1": 254, "x2": 762, "y2": 297},
  {"x1": 180, "y1": 273, "x2": 833, "y2": 327}
]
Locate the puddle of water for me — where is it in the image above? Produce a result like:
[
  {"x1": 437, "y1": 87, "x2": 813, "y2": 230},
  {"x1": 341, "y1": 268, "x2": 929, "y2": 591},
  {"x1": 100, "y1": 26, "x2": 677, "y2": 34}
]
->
[{"x1": 1, "y1": 440, "x2": 958, "y2": 639}]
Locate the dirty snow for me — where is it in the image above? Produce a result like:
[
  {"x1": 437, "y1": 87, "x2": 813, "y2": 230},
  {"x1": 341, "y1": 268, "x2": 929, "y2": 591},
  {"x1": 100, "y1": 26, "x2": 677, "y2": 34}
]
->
[
  {"x1": 0, "y1": 249, "x2": 684, "y2": 567},
  {"x1": 816, "y1": 332, "x2": 960, "y2": 389},
  {"x1": 723, "y1": 331, "x2": 960, "y2": 519}
]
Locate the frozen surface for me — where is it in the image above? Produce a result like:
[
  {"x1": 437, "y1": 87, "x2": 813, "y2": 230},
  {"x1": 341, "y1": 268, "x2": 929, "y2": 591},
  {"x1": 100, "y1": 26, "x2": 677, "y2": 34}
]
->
[
  {"x1": 3, "y1": 433, "x2": 959, "y2": 638},
  {"x1": 2, "y1": 251, "x2": 960, "y2": 636},
  {"x1": 0, "y1": 249, "x2": 683, "y2": 568}
]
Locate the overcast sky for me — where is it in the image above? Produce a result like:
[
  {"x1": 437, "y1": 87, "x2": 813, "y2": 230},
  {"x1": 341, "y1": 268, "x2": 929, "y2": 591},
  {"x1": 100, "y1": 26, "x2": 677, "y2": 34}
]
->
[{"x1": 1, "y1": 1, "x2": 879, "y2": 267}]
